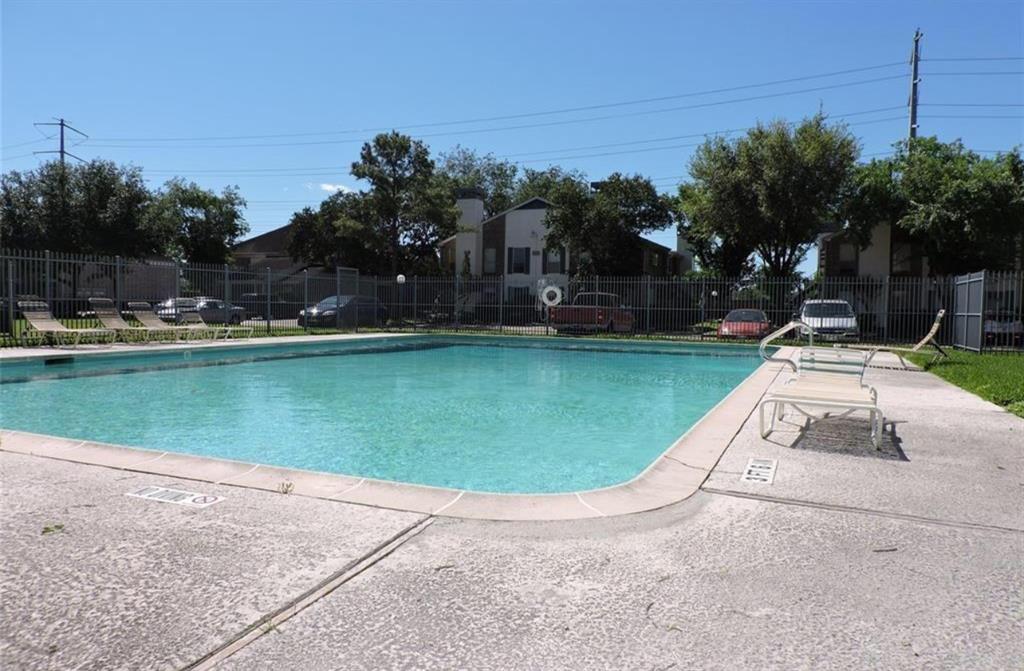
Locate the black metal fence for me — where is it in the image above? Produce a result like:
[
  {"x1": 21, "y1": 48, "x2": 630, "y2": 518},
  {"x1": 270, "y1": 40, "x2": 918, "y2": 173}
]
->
[{"x1": 2, "y1": 248, "x2": 1021, "y2": 352}]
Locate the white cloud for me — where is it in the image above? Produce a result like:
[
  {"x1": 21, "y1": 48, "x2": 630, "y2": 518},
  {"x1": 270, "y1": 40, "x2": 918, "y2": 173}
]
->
[{"x1": 317, "y1": 183, "x2": 353, "y2": 194}]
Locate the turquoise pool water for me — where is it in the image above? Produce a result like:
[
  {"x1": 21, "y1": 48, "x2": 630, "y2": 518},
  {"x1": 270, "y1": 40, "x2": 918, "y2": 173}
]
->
[{"x1": 0, "y1": 337, "x2": 764, "y2": 493}]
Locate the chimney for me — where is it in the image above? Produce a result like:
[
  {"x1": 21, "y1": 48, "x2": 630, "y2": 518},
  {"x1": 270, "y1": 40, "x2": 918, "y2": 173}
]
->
[{"x1": 454, "y1": 187, "x2": 486, "y2": 230}]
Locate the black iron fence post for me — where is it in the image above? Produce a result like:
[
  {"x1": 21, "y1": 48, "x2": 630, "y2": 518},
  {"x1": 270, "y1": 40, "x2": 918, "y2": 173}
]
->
[
  {"x1": 645, "y1": 275, "x2": 652, "y2": 336},
  {"x1": 265, "y1": 267, "x2": 271, "y2": 335},
  {"x1": 335, "y1": 266, "x2": 341, "y2": 331},
  {"x1": 115, "y1": 256, "x2": 123, "y2": 314},
  {"x1": 174, "y1": 260, "x2": 181, "y2": 323},
  {"x1": 6, "y1": 260, "x2": 15, "y2": 340},
  {"x1": 354, "y1": 269, "x2": 360, "y2": 333},
  {"x1": 223, "y1": 263, "x2": 230, "y2": 324},
  {"x1": 302, "y1": 269, "x2": 309, "y2": 333},
  {"x1": 44, "y1": 249, "x2": 53, "y2": 309},
  {"x1": 412, "y1": 276, "x2": 418, "y2": 332}
]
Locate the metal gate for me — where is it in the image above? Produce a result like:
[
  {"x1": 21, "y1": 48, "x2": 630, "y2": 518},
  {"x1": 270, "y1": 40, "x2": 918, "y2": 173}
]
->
[{"x1": 953, "y1": 271, "x2": 985, "y2": 352}]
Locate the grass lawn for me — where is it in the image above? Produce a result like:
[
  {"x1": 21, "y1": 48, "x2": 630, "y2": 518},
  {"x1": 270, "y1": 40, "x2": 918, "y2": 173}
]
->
[{"x1": 909, "y1": 350, "x2": 1024, "y2": 419}]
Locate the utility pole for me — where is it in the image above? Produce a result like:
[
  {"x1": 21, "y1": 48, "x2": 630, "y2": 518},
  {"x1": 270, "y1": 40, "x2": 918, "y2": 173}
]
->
[
  {"x1": 33, "y1": 118, "x2": 88, "y2": 165},
  {"x1": 908, "y1": 29, "x2": 923, "y2": 139}
]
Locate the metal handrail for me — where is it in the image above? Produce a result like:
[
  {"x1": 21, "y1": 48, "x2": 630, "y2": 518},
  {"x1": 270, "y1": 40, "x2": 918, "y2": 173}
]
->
[{"x1": 758, "y1": 320, "x2": 816, "y2": 372}]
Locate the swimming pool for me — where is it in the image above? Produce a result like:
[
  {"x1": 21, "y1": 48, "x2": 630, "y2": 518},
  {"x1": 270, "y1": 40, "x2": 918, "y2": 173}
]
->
[{"x1": 1, "y1": 336, "x2": 765, "y2": 493}]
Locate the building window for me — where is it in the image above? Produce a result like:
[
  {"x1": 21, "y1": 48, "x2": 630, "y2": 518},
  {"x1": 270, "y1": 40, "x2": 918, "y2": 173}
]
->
[
  {"x1": 507, "y1": 247, "x2": 530, "y2": 274},
  {"x1": 838, "y1": 243, "x2": 858, "y2": 276},
  {"x1": 483, "y1": 248, "x2": 496, "y2": 274},
  {"x1": 543, "y1": 247, "x2": 565, "y2": 274},
  {"x1": 891, "y1": 241, "x2": 923, "y2": 276}
]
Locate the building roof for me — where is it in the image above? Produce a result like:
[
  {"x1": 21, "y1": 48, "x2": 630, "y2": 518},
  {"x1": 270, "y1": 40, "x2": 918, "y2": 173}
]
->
[
  {"x1": 479, "y1": 196, "x2": 553, "y2": 227},
  {"x1": 233, "y1": 223, "x2": 294, "y2": 256},
  {"x1": 636, "y1": 236, "x2": 673, "y2": 253}
]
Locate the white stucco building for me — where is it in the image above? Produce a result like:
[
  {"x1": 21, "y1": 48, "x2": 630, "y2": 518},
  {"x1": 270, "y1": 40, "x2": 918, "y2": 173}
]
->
[
  {"x1": 439, "y1": 189, "x2": 689, "y2": 299},
  {"x1": 440, "y1": 190, "x2": 572, "y2": 301}
]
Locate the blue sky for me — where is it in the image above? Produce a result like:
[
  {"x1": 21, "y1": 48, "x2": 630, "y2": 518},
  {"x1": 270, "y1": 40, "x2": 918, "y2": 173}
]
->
[{"x1": 2, "y1": 0, "x2": 1022, "y2": 273}]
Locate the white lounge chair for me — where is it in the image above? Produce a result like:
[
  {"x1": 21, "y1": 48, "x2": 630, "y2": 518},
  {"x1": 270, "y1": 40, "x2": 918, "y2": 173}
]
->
[
  {"x1": 89, "y1": 297, "x2": 159, "y2": 343},
  {"x1": 861, "y1": 309, "x2": 949, "y2": 368},
  {"x1": 18, "y1": 300, "x2": 116, "y2": 348},
  {"x1": 760, "y1": 346, "x2": 885, "y2": 449},
  {"x1": 128, "y1": 301, "x2": 206, "y2": 341}
]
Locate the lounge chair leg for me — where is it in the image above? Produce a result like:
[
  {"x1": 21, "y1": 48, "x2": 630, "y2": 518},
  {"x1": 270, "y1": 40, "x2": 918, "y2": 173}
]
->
[{"x1": 759, "y1": 402, "x2": 769, "y2": 439}]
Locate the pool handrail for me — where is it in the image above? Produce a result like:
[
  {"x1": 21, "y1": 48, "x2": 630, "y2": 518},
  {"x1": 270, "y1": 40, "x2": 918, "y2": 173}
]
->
[{"x1": 759, "y1": 320, "x2": 817, "y2": 372}]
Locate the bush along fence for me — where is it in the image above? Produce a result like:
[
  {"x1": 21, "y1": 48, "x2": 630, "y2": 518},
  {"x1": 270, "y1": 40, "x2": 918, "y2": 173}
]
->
[{"x1": 1, "y1": 248, "x2": 1021, "y2": 352}]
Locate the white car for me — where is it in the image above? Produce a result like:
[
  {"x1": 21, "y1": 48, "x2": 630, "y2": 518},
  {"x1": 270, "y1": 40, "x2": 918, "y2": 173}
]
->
[
  {"x1": 798, "y1": 299, "x2": 859, "y2": 341},
  {"x1": 984, "y1": 311, "x2": 1024, "y2": 347}
]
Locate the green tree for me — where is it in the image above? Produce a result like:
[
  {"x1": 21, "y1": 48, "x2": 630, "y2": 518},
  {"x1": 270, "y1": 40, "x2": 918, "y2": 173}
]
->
[
  {"x1": 350, "y1": 131, "x2": 458, "y2": 275},
  {"x1": 146, "y1": 179, "x2": 248, "y2": 263},
  {"x1": 679, "y1": 114, "x2": 860, "y2": 277},
  {"x1": 287, "y1": 191, "x2": 389, "y2": 272},
  {"x1": 545, "y1": 173, "x2": 674, "y2": 275},
  {"x1": 1, "y1": 160, "x2": 159, "y2": 257},
  {"x1": 675, "y1": 141, "x2": 758, "y2": 277},
  {"x1": 845, "y1": 138, "x2": 1024, "y2": 275},
  {"x1": 512, "y1": 166, "x2": 587, "y2": 204},
  {"x1": 437, "y1": 146, "x2": 519, "y2": 216}
]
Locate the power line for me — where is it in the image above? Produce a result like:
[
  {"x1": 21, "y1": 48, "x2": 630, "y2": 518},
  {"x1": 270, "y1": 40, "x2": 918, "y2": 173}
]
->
[
  {"x1": 1, "y1": 137, "x2": 51, "y2": 151},
  {"x1": 502, "y1": 106, "x2": 906, "y2": 158},
  {"x1": 85, "y1": 61, "x2": 907, "y2": 143},
  {"x1": 142, "y1": 115, "x2": 909, "y2": 175},
  {"x1": 924, "y1": 71, "x2": 1024, "y2": 76},
  {"x1": 921, "y1": 103, "x2": 1024, "y2": 107},
  {"x1": 923, "y1": 57, "x2": 1024, "y2": 62},
  {"x1": 921, "y1": 114, "x2": 1023, "y2": 119},
  {"x1": 82, "y1": 74, "x2": 909, "y2": 151},
  {"x1": 515, "y1": 117, "x2": 909, "y2": 165},
  {"x1": 137, "y1": 113, "x2": 909, "y2": 176},
  {"x1": 137, "y1": 107, "x2": 906, "y2": 174},
  {"x1": 1, "y1": 151, "x2": 43, "y2": 162}
]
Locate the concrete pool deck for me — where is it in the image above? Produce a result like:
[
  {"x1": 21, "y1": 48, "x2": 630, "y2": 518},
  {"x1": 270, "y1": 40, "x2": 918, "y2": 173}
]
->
[
  {"x1": 1, "y1": 342, "x2": 1021, "y2": 668},
  {"x1": 0, "y1": 334, "x2": 784, "y2": 520}
]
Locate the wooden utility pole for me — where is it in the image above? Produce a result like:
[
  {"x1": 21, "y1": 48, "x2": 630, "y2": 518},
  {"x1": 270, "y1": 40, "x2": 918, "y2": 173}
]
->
[{"x1": 908, "y1": 29, "x2": 923, "y2": 139}]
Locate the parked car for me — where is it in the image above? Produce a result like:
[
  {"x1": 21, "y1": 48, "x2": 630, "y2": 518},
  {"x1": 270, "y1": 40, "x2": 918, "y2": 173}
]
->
[
  {"x1": 797, "y1": 299, "x2": 859, "y2": 341},
  {"x1": 717, "y1": 309, "x2": 771, "y2": 339},
  {"x1": 984, "y1": 310, "x2": 1024, "y2": 347},
  {"x1": 239, "y1": 293, "x2": 300, "y2": 320},
  {"x1": 548, "y1": 292, "x2": 635, "y2": 333},
  {"x1": 155, "y1": 297, "x2": 247, "y2": 324},
  {"x1": 297, "y1": 295, "x2": 387, "y2": 327}
]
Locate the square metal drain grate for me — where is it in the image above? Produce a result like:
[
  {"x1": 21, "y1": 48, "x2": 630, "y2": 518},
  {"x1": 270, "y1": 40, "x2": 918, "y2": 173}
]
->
[
  {"x1": 740, "y1": 458, "x2": 777, "y2": 484},
  {"x1": 126, "y1": 485, "x2": 223, "y2": 508}
]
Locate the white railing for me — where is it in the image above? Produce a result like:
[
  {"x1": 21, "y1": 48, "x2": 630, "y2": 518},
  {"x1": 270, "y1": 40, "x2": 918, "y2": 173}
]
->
[{"x1": 758, "y1": 320, "x2": 817, "y2": 371}]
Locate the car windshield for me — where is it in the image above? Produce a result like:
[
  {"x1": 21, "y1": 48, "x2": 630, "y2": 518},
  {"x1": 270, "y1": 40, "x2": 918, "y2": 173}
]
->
[
  {"x1": 316, "y1": 296, "x2": 353, "y2": 308},
  {"x1": 159, "y1": 298, "x2": 195, "y2": 308},
  {"x1": 803, "y1": 303, "x2": 854, "y2": 318},
  {"x1": 724, "y1": 310, "x2": 766, "y2": 322}
]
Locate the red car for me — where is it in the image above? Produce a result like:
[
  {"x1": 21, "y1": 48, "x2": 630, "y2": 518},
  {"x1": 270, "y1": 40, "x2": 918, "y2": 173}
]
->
[
  {"x1": 549, "y1": 292, "x2": 635, "y2": 334},
  {"x1": 717, "y1": 309, "x2": 771, "y2": 339}
]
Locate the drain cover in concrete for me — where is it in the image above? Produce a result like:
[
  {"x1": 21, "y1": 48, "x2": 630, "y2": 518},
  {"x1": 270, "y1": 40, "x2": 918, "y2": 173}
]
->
[
  {"x1": 740, "y1": 458, "x2": 777, "y2": 484},
  {"x1": 126, "y1": 485, "x2": 223, "y2": 508}
]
